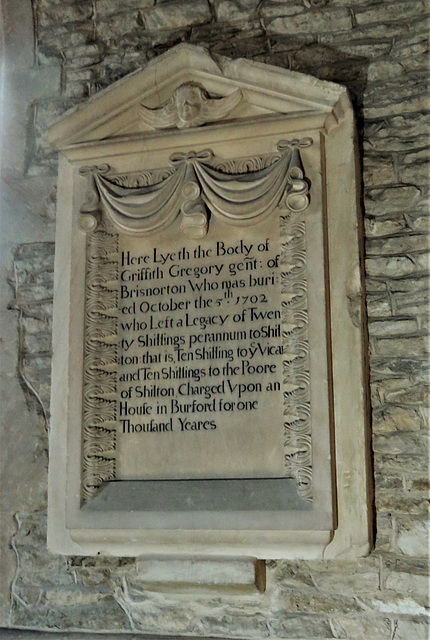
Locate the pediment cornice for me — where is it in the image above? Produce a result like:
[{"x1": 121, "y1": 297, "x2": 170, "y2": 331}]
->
[{"x1": 47, "y1": 43, "x2": 349, "y2": 149}]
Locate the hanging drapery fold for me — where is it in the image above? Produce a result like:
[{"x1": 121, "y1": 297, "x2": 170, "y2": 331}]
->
[
  {"x1": 79, "y1": 140, "x2": 311, "y2": 237},
  {"x1": 94, "y1": 163, "x2": 186, "y2": 234},
  {"x1": 194, "y1": 153, "x2": 291, "y2": 223}
]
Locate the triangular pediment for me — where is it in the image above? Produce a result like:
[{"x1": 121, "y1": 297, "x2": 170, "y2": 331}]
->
[{"x1": 48, "y1": 44, "x2": 348, "y2": 149}]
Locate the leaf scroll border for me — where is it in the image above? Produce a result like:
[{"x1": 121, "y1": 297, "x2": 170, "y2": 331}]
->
[{"x1": 82, "y1": 216, "x2": 119, "y2": 502}]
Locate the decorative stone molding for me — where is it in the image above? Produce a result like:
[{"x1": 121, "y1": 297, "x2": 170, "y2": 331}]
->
[
  {"x1": 280, "y1": 208, "x2": 312, "y2": 502},
  {"x1": 82, "y1": 217, "x2": 119, "y2": 501},
  {"x1": 79, "y1": 141, "x2": 313, "y2": 501},
  {"x1": 139, "y1": 82, "x2": 243, "y2": 129},
  {"x1": 46, "y1": 44, "x2": 348, "y2": 148},
  {"x1": 78, "y1": 139, "x2": 311, "y2": 239}
]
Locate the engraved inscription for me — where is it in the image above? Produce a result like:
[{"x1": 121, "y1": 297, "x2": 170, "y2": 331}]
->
[{"x1": 116, "y1": 233, "x2": 284, "y2": 481}]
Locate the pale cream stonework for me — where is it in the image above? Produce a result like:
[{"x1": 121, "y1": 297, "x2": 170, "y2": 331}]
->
[{"x1": 47, "y1": 44, "x2": 370, "y2": 559}]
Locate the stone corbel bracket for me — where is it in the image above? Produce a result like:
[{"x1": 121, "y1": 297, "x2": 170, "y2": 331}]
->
[{"x1": 78, "y1": 139, "x2": 312, "y2": 239}]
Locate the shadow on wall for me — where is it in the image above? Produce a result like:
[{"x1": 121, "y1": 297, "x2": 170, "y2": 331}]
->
[
  {"x1": 211, "y1": 41, "x2": 370, "y2": 109},
  {"x1": 199, "y1": 39, "x2": 370, "y2": 176}
]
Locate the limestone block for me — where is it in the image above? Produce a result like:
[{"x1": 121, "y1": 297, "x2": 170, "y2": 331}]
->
[
  {"x1": 385, "y1": 570, "x2": 429, "y2": 596},
  {"x1": 367, "y1": 60, "x2": 407, "y2": 83},
  {"x1": 370, "y1": 336, "x2": 429, "y2": 358},
  {"x1": 365, "y1": 185, "x2": 425, "y2": 216},
  {"x1": 363, "y1": 94, "x2": 429, "y2": 119},
  {"x1": 366, "y1": 234, "x2": 430, "y2": 256},
  {"x1": 365, "y1": 216, "x2": 408, "y2": 238},
  {"x1": 373, "y1": 432, "x2": 427, "y2": 457},
  {"x1": 355, "y1": 0, "x2": 427, "y2": 25},
  {"x1": 306, "y1": 564, "x2": 380, "y2": 596},
  {"x1": 37, "y1": 1, "x2": 94, "y2": 28},
  {"x1": 266, "y1": 7, "x2": 352, "y2": 35},
  {"x1": 96, "y1": 12, "x2": 142, "y2": 43},
  {"x1": 375, "y1": 454, "x2": 429, "y2": 478},
  {"x1": 135, "y1": 558, "x2": 264, "y2": 591},
  {"x1": 330, "y1": 616, "x2": 393, "y2": 640},
  {"x1": 260, "y1": 2, "x2": 306, "y2": 19},
  {"x1": 142, "y1": 0, "x2": 211, "y2": 30},
  {"x1": 394, "y1": 620, "x2": 430, "y2": 640},
  {"x1": 362, "y1": 158, "x2": 396, "y2": 188},
  {"x1": 401, "y1": 162, "x2": 430, "y2": 186},
  {"x1": 397, "y1": 520, "x2": 429, "y2": 556},
  {"x1": 369, "y1": 595, "x2": 428, "y2": 616},
  {"x1": 375, "y1": 473, "x2": 403, "y2": 490},
  {"x1": 96, "y1": 0, "x2": 154, "y2": 19},
  {"x1": 371, "y1": 379, "x2": 428, "y2": 406},
  {"x1": 364, "y1": 113, "x2": 430, "y2": 153},
  {"x1": 366, "y1": 255, "x2": 429, "y2": 278},
  {"x1": 216, "y1": 0, "x2": 261, "y2": 21},
  {"x1": 368, "y1": 318, "x2": 418, "y2": 337},
  {"x1": 38, "y1": 23, "x2": 94, "y2": 51},
  {"x1": 391, "y1": 289, "x2": 429, "y2": 317},
  {"x1": 268, "y1": 615, "x2": 333, "y2": 639},
  {"x1": 366, "y1": 296, "x2": 392, "y2": 318},
  {"x1": 372, "y1": 406, "x2": 422, "y2": 432},
  {"x1": 375, "y1": 492, "x2": 428, "y2": 517},
  {"x1": 10, "y1": 598, "x2": 131, "y2": 632}
]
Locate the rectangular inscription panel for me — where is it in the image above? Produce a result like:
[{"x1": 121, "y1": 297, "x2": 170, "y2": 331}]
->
[
  {"x1": 81, "y1": 136, "x2": 319, "y2": 508},
  {"x1": 118, "y1": 219, "x2": 285, "y2": 480}
]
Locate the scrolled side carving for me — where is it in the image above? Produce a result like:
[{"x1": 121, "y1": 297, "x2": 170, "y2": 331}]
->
[
  {"x1": 82, "y1": 216, "x2": 119, "y2": 502},
  {"x1": 211, "y1": 154, "x2": 278, "y2": 174},
  {"x1": 109, "y1": 167, "x2": 175, "y2": 188},
  {"x1": 280, "y1": 201, "x2": 313, "y2": 502}
]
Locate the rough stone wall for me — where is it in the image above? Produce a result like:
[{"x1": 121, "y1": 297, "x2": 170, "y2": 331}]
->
[{"x1": 1, "y1": 0, "x2": 428, "y2": 638}]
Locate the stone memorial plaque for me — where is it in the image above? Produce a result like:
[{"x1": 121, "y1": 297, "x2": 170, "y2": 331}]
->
[{"x1": 47, "y1": 45, "x2": 370, "y2": 558}]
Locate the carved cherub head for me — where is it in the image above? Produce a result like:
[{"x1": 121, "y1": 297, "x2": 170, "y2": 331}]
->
[
  {"x1": 175, "y1": 83, "x2": 204, "y2": 127},
  {"x1": 139, "y1": 82, "x2": 242, "y2": 130}
]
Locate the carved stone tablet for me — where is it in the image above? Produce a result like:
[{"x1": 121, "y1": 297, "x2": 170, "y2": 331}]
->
[{"x1": 47, "y1": 44, "x2": 370, "y2": 558}]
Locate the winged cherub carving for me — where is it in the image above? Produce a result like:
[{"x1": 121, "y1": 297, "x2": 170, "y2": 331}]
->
[{"x1": 139, "y1": 82, "x2": 243, "y2": 129}]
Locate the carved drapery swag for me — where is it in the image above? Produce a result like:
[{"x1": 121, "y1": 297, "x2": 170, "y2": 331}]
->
[{"x1": 79, "y1": 139, "x2": 312, "y2": 238}]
